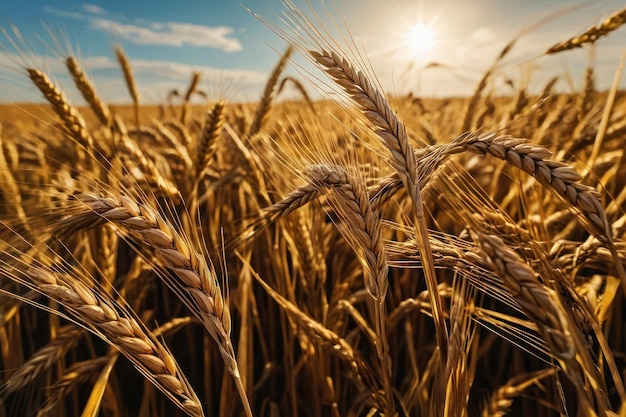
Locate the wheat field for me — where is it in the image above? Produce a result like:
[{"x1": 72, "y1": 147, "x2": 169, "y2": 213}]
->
[{"x1": 1, "y1": 2, "x2": 626, "y2": 417}]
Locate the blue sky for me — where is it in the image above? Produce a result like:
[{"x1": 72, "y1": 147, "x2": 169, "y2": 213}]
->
[{"x1": 0, "y1": 0, "x2": 624, "y2": 104}]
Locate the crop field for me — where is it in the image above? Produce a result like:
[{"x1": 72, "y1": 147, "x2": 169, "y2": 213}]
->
[{"x1": 1, "y1": 2, "x2": 626, "y2": 417}]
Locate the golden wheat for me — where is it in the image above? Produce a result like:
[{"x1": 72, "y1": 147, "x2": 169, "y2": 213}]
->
[{"x1": 2, "y1": 2, "x2": 626, "y2": 416}]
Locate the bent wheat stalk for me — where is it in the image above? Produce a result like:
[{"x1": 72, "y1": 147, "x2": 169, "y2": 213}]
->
[
  {"x1": 63, "y1": 192, "x2": 253, "y2": 417},
  {"x1": 452, "y1": 132, "x2": 626, "y2": 291},
  {"x1": 474, "y1": 232, "x2": 602, "y2": 415},
  {"x1": 306, "y1": 43, "x2": 449, "y2": 365},
  {"x1": 450, "y1": 132, "x2": 609, "y2": 239},
  {"x1": 481, "y1": 369, "x2": 555, "y2": 417},
  {"x1": 231, "y1": 162, "x2": 341, "y2": 251},
  {"x1": 257, "y1": 7, "x2": 449, "y2": 368},
  {"x1": 1, "y1": 262, "x2": 203, "y2": 417},
  {"x1": 181, "y1": 71, "x2": 201, "y2": 124},
  {"x1": 248, "y1": 46, "x2": 293, "y2": 138},
  {"x1": 547, "y1": 6, "x2": 626, "y2": 53},
  {"x1": 305, "y1": 163, "x2": 393, "y2": 415}
]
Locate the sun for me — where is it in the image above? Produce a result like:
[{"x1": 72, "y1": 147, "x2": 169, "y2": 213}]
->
[{"x1": 406, "y1": 22, "x2": 437, "y2": 61}]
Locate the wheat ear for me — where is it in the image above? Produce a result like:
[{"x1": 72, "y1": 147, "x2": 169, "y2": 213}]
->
[
  {"x1": 277, "y1": 76, "x2": 315, "y2": 110},
  {"x1": 457, "y1": 131, "x2": 626, "y2": 290},
  {"x1": 114, "y1": 45, "x2": 141, "y2": 126},
  {"x1": 0, "y1": 124, "x2": 31, "y2": 237},
  {"x1": 463, "y1": 39, "x2": 516, "y2": 131},
  {"x1": 235, "y1": 160, "x2": 389, "y2": 251},
  {"x1": 27, "y1": 68, "x2": 94, "y2": 152},
  {"x1": 449, "y1": 132, "x2": 609, "y2": 240},
  {"x1": 65, "y1": 56, "x2": 112, "y2": 127},
  {"x1": 228, "y1": 159, "x2": 336, "y2": 252},
  {"x1": 248, "y1": 46, "x2": 293, "y2": 137},
  {"x1": 481, "y1": 369, "x2": 555, "y2": 417},
  {"x1": 308, "y1": 48, "x2": 449, "y2": 364},
  {"x1": 473, "y1": 232, "x2": 603, "y2": 416},
  {"x1": 475, "y1": 233, "x2": 575, "y2": 362},
  {"x1": 547, "y1": 6, "x2": 626, "y2": 53},
  {"x1": 11, "y1": 266, "x2": 204, "y2": 417},
  {"x1": 196, "y1": 101, "x2": 225, "y2": 177},
  {"x1": 305, "y1": 164, "x2": 388, "y2": 301},
  {"x1": 0, "y1": 326, "x2": 84, "y2": 400},
  {"x1": 306, "y1": 164, "x2": 392, "y2": 414},
  {"x1": 65, "y1": 192, "x2": 252, "y2": 417},
  {"x1": 36, "y1": 356, "x2": 112, "y2": 417},
  {"x1": 163, "y1": 120, "x2": 193, "y2": 149}
]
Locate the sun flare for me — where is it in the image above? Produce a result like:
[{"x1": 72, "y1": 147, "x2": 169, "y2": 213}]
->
[{"x1": 406, "y1": 22, "x2": 437, "y2": 61}]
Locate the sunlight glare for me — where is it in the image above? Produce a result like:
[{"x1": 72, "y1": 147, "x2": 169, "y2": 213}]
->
[{"x1": 406, "y1": 22, "x2": 437, "y2": 61}]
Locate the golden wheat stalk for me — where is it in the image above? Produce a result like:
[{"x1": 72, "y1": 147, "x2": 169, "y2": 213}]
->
[
  {"x1": 305, "y1": 163, "x2": 393, "y2": 414},
  {"x1": 547, "y1": 6, "x2": 626, "y2": 53},
  {"x1": 64, "y1": 192, "x2": 253, "y2": 417},
  {"x1": 196, "y1": 101, "x2": 225, "y2": 177},
  {"x1": 258, "y1": 0, "x2": 449, "y2": 366},
  {"x1": 181, "y1": 71, "x2": 201, "y2": 124},
  {"x1": 26, "y1": 68, "x2": 94, "y2": 153},
  {"x1": 248, "y1": 262, "x2": 377, "y2": 400},
  {"x1": 0, "y1": 326, "x2": 84, "y2": 400},
  {"x1": 2, "y1": 262, "x2": 203, "y2": 417},
  {"x1": 248, "y1": 46, "x2": 293, "y2": 137},
  {"x1": 114, "y1": 45, "x2": 141, "y2": 125},
  {"x1": 65, "y1": 56, "x2": 112, "y2": 127},
  {"x1": 308, "y1": 44, "x2": 449, "y2": 365}
]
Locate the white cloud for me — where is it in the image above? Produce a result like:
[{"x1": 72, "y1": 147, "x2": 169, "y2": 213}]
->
[
  {"x1": 89, "y1": 19, "x2": 242, "y2": 51},
  {"x1": 42, "y1": 5, "x2": 243, "y2": 52},
  {"x1": 41, "y1": 6, "x2": 85, "y2": 20},
  {"x1": 82, "y1": 4, "x2": 106, "y2": 15}
]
